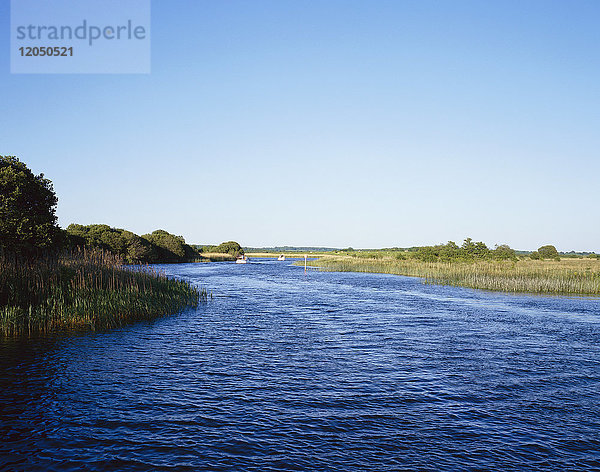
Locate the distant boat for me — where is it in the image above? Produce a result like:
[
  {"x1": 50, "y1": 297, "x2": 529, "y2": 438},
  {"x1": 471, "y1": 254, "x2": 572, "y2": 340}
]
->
[
  {"x1": 235, "y1": 255, "x2": 248, "y2": 264},
  {"x1": 277, "y1": 255, "x2": 285, "y2": 261}
]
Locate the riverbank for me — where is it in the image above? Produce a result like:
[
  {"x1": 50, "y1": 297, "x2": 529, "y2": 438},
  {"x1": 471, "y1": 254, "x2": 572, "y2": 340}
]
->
[
  {"x1": 246, "y1": 252, "x2": 329, "y2": 258},
  {"x1": 305, "y1": 255, "x2": 600, "y2": 296},
  {"x1": 198, "y1": 252, "x2": 236, "y2": 262},
  {"x1": 0, "y1": 249, "x2": 206, "y2": 336}
]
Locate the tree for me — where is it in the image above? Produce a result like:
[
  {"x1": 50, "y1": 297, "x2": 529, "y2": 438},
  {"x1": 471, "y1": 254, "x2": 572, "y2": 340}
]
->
[
  {"x1": 0, "y1": 156, "x2": 60, "y2": 256},
  {"x1": 492, "y1": 244, "x2": 517, "y2": 261},
  {"x1": 439, "y1": 241, "x2": 461, "y2": 261},
  {"x1": 142, "y1": 230, "x2": 199, "y2": 262},
  {"x1": 461, "y1": 238, "x2": 489, "y2": 258},
  {"x1": 538, "y1": 245, "x2": 559, "y2": 260},
  {"x1": 215, "y1": 241, "x2": 243, "y2": 257},
  {"x1": 415, "y1": 245, "x2": 438, "y2": 262},
  {"x1": 66, "y1": 224, "x2": 159, "y2": 263}
]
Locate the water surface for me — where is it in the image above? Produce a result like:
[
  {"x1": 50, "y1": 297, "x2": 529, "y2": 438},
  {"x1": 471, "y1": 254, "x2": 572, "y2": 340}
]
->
[{"x1": 1, "y1": 259, "x2": 599, "y2": 470}]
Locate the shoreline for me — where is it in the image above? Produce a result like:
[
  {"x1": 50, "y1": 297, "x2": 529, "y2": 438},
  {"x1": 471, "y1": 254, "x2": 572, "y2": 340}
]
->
[
  {"x1": 0, "y1": 251, "x2": 206, "y2": 336},
  {"x1": 246, "y1": 252, "x2": 328, "y2": 258},
  {"x1": 302, "y1": 255, "x2": 600, "y2": 296}
]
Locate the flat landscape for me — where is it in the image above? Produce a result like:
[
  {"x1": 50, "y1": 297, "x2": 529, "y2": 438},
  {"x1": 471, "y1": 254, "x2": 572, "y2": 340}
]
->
[{"x1": 2, "y1": 1, "x2": 599, "y2": 471}]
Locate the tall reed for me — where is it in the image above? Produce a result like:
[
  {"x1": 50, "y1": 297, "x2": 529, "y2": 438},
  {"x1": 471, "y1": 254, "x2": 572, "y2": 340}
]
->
[
  {"x1": 0, "y1": 248, "x2": 206, "y2": 335},
  {"x1": 306, "y1": 256, "x2": 600, "y2": 296}
]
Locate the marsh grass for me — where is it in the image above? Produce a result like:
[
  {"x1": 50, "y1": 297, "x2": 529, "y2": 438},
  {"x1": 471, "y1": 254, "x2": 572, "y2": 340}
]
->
[
  {"x1": 306, "y1": 256, "x2": 600, "y2": 296},
  {"x1": 0, "y1": 248, "x2": 206, "y2": 336},
  {"x1": 198, "y1": 252, "x2": 236, "y2": 262}
]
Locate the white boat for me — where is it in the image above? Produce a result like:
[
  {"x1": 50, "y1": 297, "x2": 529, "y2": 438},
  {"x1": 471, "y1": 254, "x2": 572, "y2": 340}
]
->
[
  {"x1": 277, "y1": 254, "x2": 285, "y2": 261},
  {"x1": 235, "y1": 255, "x2": 248, "y2": 264}
]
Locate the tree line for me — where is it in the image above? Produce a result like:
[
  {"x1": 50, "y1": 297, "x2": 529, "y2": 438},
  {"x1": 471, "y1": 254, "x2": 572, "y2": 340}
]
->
[
  {"x1": 0, "y1": 155, "x2": 242, "y2": 263},
  {"x1": 65, "y1": 225, "x2": 200, "y2": 263},
  {"x1": 412, "y1": 238, "x2": 560, "y2": 262},
  {"x1": 0, "y1": 155, "x2": 580, "y2": 264}
]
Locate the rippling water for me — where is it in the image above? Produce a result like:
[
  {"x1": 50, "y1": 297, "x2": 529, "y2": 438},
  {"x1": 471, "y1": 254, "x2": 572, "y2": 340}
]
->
[{"x1": 1, "y1": 259, "x2": 600, "y2": 471}]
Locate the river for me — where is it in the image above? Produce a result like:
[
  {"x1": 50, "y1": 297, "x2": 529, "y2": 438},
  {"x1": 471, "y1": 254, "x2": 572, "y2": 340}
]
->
[{"x1": 1, "y1": 259, "x2": 599, "y2": 471}]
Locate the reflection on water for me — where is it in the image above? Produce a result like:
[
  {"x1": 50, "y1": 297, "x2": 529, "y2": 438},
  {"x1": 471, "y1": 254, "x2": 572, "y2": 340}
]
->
[{"x1": 1, "y1": 259, "x2": 599, "y2": 471}]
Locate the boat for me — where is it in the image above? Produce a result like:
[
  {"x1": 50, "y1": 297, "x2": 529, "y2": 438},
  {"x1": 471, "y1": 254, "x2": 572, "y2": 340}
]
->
[
  {"x1": 235, "y1": 255, "x2": 248, "y2": 264},
  {"x1": 277, "y1": 254, "x2": 285, "y2": 261}
]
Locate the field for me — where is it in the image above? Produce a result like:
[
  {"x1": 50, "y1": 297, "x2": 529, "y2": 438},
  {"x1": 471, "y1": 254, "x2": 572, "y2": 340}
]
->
[{"x1": 305, "y1": 254, "x2": 600, "y2": 296}]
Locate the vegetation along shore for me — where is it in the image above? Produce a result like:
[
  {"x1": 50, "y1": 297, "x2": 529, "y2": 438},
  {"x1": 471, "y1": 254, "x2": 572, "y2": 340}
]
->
[
  {"x1": 0, "y1": 155, "x2": 211, "y2": 335},
  {"x1": 303, "y1": 242, "x2": 600, "y2": 296},
  {"x1": 0, "y1": 249, "x2": 205, "y2": 336}
]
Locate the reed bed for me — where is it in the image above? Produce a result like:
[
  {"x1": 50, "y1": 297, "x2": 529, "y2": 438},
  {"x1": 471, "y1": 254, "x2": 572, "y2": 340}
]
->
[
  {"x1": 198, "y1": 252, "x2": 236, "y2": 262},
  {"x1": 0, "y1": 248, "x2": 206, "y2": 336},
  {"x1": 306, "y1": 256, "x2": 600, "y2": 296}
]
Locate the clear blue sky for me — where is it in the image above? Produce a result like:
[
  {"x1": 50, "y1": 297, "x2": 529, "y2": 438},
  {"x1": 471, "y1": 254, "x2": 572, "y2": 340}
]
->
[{"x1": 1, "y1": 0, "x2": 599, "y2": 251}]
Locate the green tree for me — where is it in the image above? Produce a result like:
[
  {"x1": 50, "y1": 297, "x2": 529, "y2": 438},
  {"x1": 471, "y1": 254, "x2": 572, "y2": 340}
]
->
[
  {"x1": 461, "y1": 238, "x2": 489, "y2": 259},
  {"x1": 0, "y1": 156, "x2": 60, "y2": 255},
  {"x1": 66, "y1": 224, "x2": 159, "y2": 263},
  {"x1": 439, "y1": 241, "x2": 461, "y2": 261},
  {"x1": 142, "y1": 230, "x2": 199, "y2": 262},
  {"x1": 122, "y1": 230, "x2": 156, "y2": 263},
  {"x1": 215, "y1": 241, "x2": 243, "y2": 257},
  {"x1": 492, "y1": 244, "x2": 517, "y2": 261},
  {"x1": 538, "y1": 245, "x2": 559, "y2": 260},
  {"x1": 415, "y1": 246, "x2": 438, "y2": 262}
]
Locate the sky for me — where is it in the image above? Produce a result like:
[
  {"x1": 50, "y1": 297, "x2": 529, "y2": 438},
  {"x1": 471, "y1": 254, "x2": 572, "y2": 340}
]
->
[{"x1": 1, "y1": 0, "x2": 599, "y2": 251}]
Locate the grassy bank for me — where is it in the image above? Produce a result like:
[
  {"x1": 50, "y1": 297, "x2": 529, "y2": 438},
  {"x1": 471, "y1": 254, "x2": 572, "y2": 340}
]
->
[
  {"x1": 198, "y1": 252, "x2": 236, "y2": 262},
  {"x1": 0, "y1": 249, "x2": 206, "y2": 336},
  {"x1": 306, "y1": 255, "x2": 600, "y2": 296},
  {"x1": 246, "y1": 252, "x2": 332, "y2": 258}
]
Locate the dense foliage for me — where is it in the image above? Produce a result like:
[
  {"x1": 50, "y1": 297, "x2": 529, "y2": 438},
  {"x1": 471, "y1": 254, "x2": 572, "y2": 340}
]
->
[
  {"x1": 66, "y1": 225, "x2": 200, "y2": 263},
  {"x1": 141, "y1": 229, "x2": 200, "y2": 262},
  {"x1": 0, "y1": 156, "x2": 210, "y2": 335},
  {"x1": 66, "y1": 225, "x2": 245, "y2": 263},
  {"x1": 0, "y1": 156, "x2": 60, "y2": 256},
  {"x1": 413, "y1": 238, "x2": 518, "y2": 262},
  {"x1": 214, "y1": 241, "x2": 243, "y2": 256},
  {"x1": 199, "y1": 241, "x2": 244, "y2": 257},
  {"x1": 537, "y1": 245, "x2": 560, "y2": 260}
]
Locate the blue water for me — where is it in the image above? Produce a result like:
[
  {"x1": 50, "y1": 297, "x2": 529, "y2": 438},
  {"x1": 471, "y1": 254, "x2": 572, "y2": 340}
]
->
[{"x1": 1, "y1": 259, "x2": 600, "y2": 471}]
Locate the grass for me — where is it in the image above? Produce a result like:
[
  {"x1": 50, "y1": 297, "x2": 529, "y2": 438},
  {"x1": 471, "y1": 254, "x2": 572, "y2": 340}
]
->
[
  {"x1": 245, "y1": 252, "x2": 332, "y2": 258},
  {"x1": 305, "y1": 255, "x2": 600, "y2": 296},
  {"x1": 197, "y1": 252, "x2": 236, "y2": 262},
  {"x1": 0, "y1": 248, "x2": 206, "y2": 336}
]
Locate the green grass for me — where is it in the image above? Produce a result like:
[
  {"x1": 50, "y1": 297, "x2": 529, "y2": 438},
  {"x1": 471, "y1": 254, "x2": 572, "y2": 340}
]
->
[
  {"x1": 0, "y1": 248, "x2": 206, "y2": 336},
  {"x1": 305, "y1": 255, "x2": 600, "y2": 296}
]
